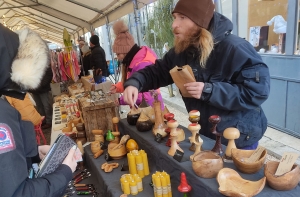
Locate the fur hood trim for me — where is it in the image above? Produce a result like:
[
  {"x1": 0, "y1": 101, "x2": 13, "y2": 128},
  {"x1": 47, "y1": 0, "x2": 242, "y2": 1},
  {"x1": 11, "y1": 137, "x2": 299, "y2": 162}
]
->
[{"x1": 11, "y1": 28, "x2": 49, "y2": 90}]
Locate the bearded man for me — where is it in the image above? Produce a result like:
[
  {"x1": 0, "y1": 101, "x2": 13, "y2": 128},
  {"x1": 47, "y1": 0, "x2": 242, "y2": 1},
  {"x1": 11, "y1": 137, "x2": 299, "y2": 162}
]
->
[{"x1": 123, "y1": 0, "x2": 270, "y2": 149}]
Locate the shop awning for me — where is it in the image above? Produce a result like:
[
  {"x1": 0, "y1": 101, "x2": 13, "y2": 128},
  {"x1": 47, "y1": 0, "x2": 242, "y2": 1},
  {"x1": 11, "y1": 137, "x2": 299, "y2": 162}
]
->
[{"x1": 0, "y1": 0, "x2": 156, "y2": 45}]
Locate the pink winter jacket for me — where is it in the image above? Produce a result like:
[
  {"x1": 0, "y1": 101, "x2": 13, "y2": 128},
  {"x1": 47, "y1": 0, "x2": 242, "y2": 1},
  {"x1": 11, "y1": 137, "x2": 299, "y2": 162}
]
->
[{"x1": 115, "y1": 46, "x2": 164, "y2": 109}]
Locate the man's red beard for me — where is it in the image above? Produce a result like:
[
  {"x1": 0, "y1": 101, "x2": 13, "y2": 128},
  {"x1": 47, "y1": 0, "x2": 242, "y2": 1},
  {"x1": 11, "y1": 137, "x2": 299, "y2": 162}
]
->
[{"x1": 173, "y1": 26, "x2": 201, "y2": 54}]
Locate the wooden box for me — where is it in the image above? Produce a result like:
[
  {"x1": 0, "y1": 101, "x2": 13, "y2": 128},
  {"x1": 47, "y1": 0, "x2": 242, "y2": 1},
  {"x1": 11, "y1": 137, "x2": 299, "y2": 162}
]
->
[{"x1": 79, "y1": 97, "x2": 119, "y2": 141}]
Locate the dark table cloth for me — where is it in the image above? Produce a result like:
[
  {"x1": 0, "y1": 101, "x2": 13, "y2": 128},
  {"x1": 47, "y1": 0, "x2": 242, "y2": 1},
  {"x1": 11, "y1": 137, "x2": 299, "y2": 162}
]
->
[{"x1": 83, "y1": 118, "x2": 300, "y2": 197}]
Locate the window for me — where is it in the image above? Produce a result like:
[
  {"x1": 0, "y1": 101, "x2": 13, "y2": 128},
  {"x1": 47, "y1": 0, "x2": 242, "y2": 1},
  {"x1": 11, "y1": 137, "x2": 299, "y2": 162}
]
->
[
  {"x1": 222, "y1": 0, "x2": 233, "y2": 21},
  {"x1": 238, "y1": 0, "x2": 288, "y2": 54}
]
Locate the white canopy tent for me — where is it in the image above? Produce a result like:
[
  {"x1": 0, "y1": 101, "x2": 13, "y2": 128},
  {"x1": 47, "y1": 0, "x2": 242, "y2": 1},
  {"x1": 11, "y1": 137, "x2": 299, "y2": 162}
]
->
[{"x1": 0, "y1": 0, "x2": 157, "y2": 45}]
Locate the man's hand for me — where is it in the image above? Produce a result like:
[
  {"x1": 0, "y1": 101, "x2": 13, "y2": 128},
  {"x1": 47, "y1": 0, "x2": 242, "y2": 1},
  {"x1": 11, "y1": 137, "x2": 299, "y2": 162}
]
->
[
  {"x1": 184, "y1": 82, "x2": 205, "y2": 99},
  {"x1": 123, "y1": 86, "x2": 139, "y2": 107},
  {"x1": 38, "y1": 145, "x2": 51, "y2": 160}
]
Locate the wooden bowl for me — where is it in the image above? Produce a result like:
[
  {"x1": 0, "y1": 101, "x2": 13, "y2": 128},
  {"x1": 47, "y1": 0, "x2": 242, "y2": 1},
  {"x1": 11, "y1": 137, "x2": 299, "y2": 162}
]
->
[
  {"x1": 264, "y1": 161, "x2": 300, "y2": 191},
  {"x1": 217, "y1": 168, "x2": 266, "y2": 197},
  {"x1": 108, "y1": 142, "x2": 127, "y2": 159},
  {"x1": 192, "y1": 151, "x2": 223, "y2": 178},
  {"x1": 232, "y1": 148, "x2": 267, "y2": 174}
]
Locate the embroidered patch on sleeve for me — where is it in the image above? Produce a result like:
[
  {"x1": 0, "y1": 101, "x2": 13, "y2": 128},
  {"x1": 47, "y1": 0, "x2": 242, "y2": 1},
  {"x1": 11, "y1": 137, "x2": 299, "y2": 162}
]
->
[{"x1": 0, "y1": 123, "x2": 16, "y2": 154}]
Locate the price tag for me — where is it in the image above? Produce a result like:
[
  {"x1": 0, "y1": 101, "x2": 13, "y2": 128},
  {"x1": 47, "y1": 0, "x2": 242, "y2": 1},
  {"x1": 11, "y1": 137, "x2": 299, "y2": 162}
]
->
[
  {"x1": 275, "y1": 152, "x2": 299, "y2": 176},
  {"x1": 246, "y1": 146, "x2": 266, "y2": 162}
]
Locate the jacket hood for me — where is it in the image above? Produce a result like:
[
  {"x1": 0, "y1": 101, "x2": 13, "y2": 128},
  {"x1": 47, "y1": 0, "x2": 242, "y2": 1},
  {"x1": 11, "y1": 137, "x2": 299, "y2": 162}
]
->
[
  {"x1": 0, "y1": 26, "x2": 49, "y2": 97},
  {"x1": 129, "y1": 46, "x2": 157, "y2": 69},
  {"x1": 210, "y1": 12, "x2": 233, "y2": 43}
]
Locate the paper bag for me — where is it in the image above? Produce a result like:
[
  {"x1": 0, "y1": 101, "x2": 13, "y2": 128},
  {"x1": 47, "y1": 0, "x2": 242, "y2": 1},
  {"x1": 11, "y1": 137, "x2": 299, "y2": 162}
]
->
[{"x1": 169, "y1": 65, "x2": 196, "y2": 97}]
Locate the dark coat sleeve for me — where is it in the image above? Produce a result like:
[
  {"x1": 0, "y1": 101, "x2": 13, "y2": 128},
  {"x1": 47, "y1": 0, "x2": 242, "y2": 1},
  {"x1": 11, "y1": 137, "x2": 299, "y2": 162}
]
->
[
  {"x1": 124, "y1": 49, "x2": 175, "y2": 91},
  {"x1": 0, "y1": 100, "x2": 73, "y2": 197},
  {"x1": 207, "y1": 42, "x2": 270, "y2": 111}
]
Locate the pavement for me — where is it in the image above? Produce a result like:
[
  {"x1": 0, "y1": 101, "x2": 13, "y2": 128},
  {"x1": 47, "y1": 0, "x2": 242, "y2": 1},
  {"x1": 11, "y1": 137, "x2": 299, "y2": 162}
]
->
[{"x1": 159, "y1": 86, "x2": 300, "y2": 165}]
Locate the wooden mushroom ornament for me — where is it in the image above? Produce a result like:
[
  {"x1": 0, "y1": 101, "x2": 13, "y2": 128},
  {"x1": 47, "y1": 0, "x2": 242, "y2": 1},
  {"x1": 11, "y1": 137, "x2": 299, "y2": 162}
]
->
[
  {"x1": 223, "y1": 127, "x2": 240, "y2": 160},
  {"x1": 127, "y1": 107, "x2": 141, "y2": 125},
  {"x1": 136, "y1": 110, "x2": 153, "y2": 132}
]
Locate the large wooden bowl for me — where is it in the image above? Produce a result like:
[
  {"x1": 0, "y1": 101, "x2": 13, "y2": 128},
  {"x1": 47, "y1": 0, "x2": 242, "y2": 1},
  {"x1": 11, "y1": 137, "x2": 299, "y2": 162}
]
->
[
  {"x1": 264, "y1": 161, "x2": 300, "y2": 191},
  {"x1": 192, "y1": 151, "x2": 223, "y2": 178},
  {"x1": 217, "y1": 168, "x2": 266, "y2": 197},
  {"x1": 232, "y1": 148, "x2": 267, "y2": 174}
]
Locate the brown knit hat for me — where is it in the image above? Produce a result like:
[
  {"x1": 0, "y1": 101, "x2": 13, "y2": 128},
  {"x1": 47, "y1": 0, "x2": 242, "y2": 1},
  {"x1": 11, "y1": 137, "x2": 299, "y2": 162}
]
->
[
  {"x1": 172, "y1": 0, "x2": 215, "y2": 29},
  {"x1": 112, "y1": 20, "x2": 135, "y2": 54}
]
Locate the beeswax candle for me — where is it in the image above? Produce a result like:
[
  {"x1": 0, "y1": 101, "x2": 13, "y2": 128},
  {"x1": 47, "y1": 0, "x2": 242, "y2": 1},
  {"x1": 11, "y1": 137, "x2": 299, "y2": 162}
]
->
[
  {"x1": 140, "y1": 150, "x2": 150, "y2": 175},
  {"x1": 123, "y1": 179, "x2": 130, "y2": 194},
  {"x1": 129, "y1": 179, "x2": 138, "y2": 195},
  {"x1": 134, "y1": 174, "x2": 143, "y2": 192},
  {"x1": 135, "y1": 152, "x2": 144, "y2": 178},
  {"x1": 154, "y1": 174, "x2": 162, "y2": 197},
  {"x1": 160, "y1": 175, "x2": 168, "y2": 197},
  {"x1": 127, "y1": 152, "x2": 137, "y2": 174}
]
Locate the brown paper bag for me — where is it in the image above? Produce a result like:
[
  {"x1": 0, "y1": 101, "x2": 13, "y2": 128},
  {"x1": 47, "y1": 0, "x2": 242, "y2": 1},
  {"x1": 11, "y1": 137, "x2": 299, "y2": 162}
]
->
[{"x1": 169, "y1": 65, "x2": 196, "y2": 97}]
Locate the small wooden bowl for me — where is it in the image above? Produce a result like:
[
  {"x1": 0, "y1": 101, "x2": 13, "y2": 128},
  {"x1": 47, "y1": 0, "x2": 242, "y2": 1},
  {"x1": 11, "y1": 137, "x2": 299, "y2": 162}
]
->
[
  {"x1": 108, "y1": 143, "x2": 127, "y2": 159},
  {"x1": 232, "y1": 148, "x2": 267, "y2": 174},
  {"x1": 192, "y1": 151, "x2": 223, "y2": 178},
  {"x1": 217, "y1": 168, "x2": 266, "y2": 197},
  {"x1": 264, "y1": 161, "x2": 300, "y2": 191}
]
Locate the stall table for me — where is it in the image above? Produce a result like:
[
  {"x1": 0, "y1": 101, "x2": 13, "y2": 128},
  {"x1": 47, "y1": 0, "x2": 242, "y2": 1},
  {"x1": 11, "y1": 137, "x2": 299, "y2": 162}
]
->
[{"x1": 83, "y1": 119, "x2": 300, "y2": 197}]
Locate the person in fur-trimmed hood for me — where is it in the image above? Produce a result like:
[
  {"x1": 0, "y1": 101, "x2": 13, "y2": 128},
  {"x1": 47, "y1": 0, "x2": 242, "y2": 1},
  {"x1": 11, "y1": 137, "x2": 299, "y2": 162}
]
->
[
  {"x1": 0, "y1": 25, "x2": 77, "y2": 197},
  {"x1": 122, "y1": 0, "x2": 270, "y2": 151},
  {"x1": 109, "y1": 20, "x2": 164, "y2": 109}
]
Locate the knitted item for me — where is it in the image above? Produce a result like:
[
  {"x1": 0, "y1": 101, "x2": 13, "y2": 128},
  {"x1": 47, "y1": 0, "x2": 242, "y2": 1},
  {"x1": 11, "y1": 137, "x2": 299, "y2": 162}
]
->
[
  {"x1": 112, "y1": 20, "x2": 135, "y2": 54},
  {"x1": 172, "y1": 0, "x2": 215, "y2": 29}
]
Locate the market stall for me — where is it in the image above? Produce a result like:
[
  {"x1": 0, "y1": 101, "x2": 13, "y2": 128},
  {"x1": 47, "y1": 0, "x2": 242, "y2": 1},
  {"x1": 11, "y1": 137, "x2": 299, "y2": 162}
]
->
[{"x1": 81, "y1": 119, "x2": 300, "y2": 197}]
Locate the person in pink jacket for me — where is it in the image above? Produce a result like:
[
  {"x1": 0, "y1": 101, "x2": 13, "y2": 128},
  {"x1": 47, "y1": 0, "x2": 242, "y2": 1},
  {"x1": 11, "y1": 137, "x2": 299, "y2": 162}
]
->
[{"x1": 110, "y1": 20, "x2": 164, "y2": 109}]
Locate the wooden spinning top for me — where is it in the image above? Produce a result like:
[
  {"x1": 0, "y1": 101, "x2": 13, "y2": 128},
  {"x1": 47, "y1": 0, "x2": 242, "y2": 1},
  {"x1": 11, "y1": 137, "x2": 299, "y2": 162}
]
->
[
  {"x1": 188, "y1": 110, "x2": 200, "y2": 124},
  {"x1": 188, "y1": 123, "x2": 201, "y2": 144},
  {"x1": 223, "y1": 128, "x2": 240, "y2": 160},
  {"x1": 167, "y1": 120, "x2": 183, "y2": 156},
  {"x1": 209, "y1": 115, "x2": 223, "y2": 155}
]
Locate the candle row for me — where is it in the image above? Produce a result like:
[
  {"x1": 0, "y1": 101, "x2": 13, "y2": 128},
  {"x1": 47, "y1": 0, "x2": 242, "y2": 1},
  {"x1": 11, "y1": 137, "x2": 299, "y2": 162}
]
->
[
  {"x1": 120, "y1": 174, "x2": 143, "y2": 195},
  {"x1": 127, "y1": 150, "x2": 150, "y2": 177},
  {"x1": 152, "y1": 171, "x2": 172, "y2": 197}
]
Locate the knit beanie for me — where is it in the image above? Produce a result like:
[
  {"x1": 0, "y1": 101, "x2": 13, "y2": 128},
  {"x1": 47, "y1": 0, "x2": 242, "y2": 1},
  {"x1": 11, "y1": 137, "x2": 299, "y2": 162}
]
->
[
  {"x1": 112, "y1": 20, "x2": 135, "y2": 54},
  {"x1": 172, "y1": 0, "x2": 215, "y2": 29},
  {"x1": 90, "y1": 35, "x2": 99, "y2": 45}
]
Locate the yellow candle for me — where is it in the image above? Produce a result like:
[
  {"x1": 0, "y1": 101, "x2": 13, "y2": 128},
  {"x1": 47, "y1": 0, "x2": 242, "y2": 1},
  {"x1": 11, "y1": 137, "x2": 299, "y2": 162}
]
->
[
  {"x1": 140, "y1": 150, "x2": 150, "y2": 176},
  {"x1": 163, "y1": 173, "x2": 172, "y2": 197},
  {"x1": 129, "y1": 179, "x2": 138, "y2": 195},
  {"x1": 152, "y1": 174, "x2": 157, "y2": 197},
  {"x1": 123, "y1": 179, "x2": 130, "y2": 194},
  {"x1": 127, "y1": 152, "x2": 137, "y2": 174},
  {"x1": 134, "y1": 175, "x2": 143, "y2": 192},
  {"x1": 160, "y1": 175, "x2": 168, "y2": 197},
  {"x1": 154, "y1": 174, "x2": 162, "y2": 197},
  {"x1": 120, "y1": 176, "x2": 126, "y2": 191},
  {"x1": 135, "y1": 152, "x2": 144, "y2": 178}
]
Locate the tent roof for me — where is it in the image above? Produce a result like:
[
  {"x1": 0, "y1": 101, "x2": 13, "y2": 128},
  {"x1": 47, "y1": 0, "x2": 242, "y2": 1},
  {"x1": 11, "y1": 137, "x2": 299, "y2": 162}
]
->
[{"x1": 0, "y1": 0, "x2": 156, "y2": 45}]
